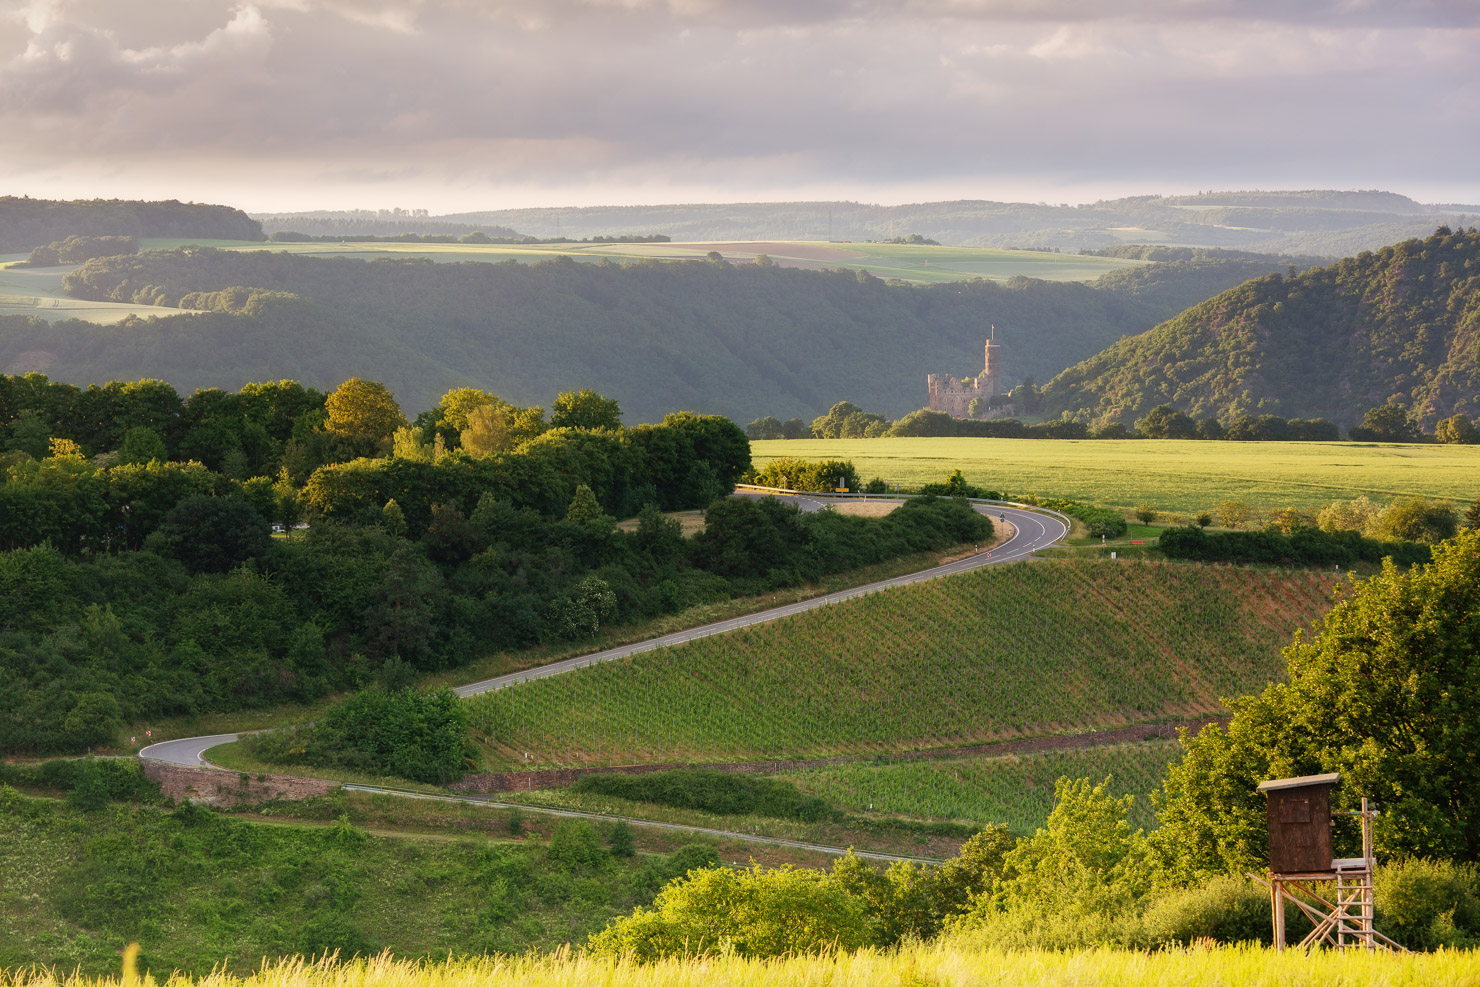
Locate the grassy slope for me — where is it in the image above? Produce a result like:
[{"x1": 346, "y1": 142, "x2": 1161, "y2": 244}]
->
[
  {"x1": 0, "y1": 788, "x2": 707, "y2": 976},
  {"x1": 13, "y1": 941, "x2": 1476, "y2": 987},
  {"x1": 780, "y1": 739, "x2": 1182, "y2": 833},
  {"x1": 752, "y1": 437, "x2": 1480, "y2": 514},
  {"x1": 466, "y1": 560, "x2": 1338, "y2": 769}
]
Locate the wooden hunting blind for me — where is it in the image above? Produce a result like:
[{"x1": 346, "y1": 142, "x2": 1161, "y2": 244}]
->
[
  {"x1": 1258, "y1": 772, "x2": 1338, "y2": 876},
  {"x1": 1248, "y1": 772, "x2": 1405, "y2": 953}
]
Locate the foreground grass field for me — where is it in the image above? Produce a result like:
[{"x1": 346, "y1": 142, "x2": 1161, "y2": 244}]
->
[
  {"x1": 11, "y1": 943, "x2": 1476, "y2": 987},
  {"x1": 467, "y1": 561, "x2": 1337, "y2": 768},
  {"x1": 752, "y1": 437, "x2": 1480, "y2": 514},
  {"x1": 135, "y1": 238, "x2": 1139, "y2": 284}
]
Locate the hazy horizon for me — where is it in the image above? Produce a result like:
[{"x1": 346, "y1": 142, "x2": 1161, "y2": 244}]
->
[{"x1": 4, "y1": 1, "x2": 1478, "y2": 214}]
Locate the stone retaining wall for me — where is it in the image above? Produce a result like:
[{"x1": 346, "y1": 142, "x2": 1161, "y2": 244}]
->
[{"x1": 141, "y1": 760, "x2": 334, "y2": 806}]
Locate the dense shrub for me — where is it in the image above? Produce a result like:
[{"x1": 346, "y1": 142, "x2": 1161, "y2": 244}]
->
[
  {"x1": 572, "y1": 770, "x2": 835, "y2": 822},
  {"x1": 1376, "y1": 859, "x2": 1480, "y2": 950},
  {"x1": 0, "y1": 756, "x2": 161, "y2": 804},
  {"x1": 248, "y1": 686, "x2": 474, "y2": 783},
  {"x1": 1139, "y1": 875, "x2": 1277, "y2": 945},
  {"x1": 1159, "y1": 524, "x2": 1431, "y2": 567}
]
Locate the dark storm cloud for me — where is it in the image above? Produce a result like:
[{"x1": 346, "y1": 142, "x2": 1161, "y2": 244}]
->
[{"x1": 2, "y1": 0, "x2": 1476, "y2": 206}]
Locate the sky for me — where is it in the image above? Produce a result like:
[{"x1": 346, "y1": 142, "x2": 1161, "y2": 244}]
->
[{"x1": 2, "y1": 0, "x2": 1478, "y2": 213}]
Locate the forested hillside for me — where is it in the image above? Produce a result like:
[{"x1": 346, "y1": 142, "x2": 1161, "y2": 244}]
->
[
  {"x1": 1043, "y1": 228, "x2": 1480, "y2": 429},
  {"x1": 0, "y1": 198, "x2": 263, "y2": 253},
  {"x1": 12, "y1": 246, "x2": 1300, "y2": 422}
]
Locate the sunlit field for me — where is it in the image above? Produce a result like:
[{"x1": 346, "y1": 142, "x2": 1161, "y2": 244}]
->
[
  {"x1": 136, "y1": 238, "x2": 1140, "y2": 283},
  {"x1": 11, "y1": 942, "x2": 1477, "y2": 987},
  {"x1": 751, "y1": 437, "x2": 1480, "y2": 514}
]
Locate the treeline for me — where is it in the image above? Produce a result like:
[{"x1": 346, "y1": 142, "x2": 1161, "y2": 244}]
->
[
  {"x1": 0, "y1": 196, "x2": 263, "y2": 253},
  {"x1": 752, "y1": 398, "x2": 1475, "y2": 443},
  {"x1": 34, "y1": 241, "x2": 1306, "y2": 421},
  {"x1": 265, "y1": 231, "x2": 671, "y2": 245},
  {"x1": 1045, "y1": 228, "x2": 1480, "y2": 429},
  {"x1": 19, "y1": 235, "x2": 139, "y2": 268}
]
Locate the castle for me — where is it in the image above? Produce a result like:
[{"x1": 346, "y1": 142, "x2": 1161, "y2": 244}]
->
[{"x1": 926, "y1": 333, "x2": 1005, "y2": 418}]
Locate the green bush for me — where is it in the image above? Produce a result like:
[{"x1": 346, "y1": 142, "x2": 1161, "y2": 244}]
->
[
  {"x1": 248, "y1": 685, "x2": 475, "y2": 784},
  {"x1": 0, "y1": 756, "x2": 161, "y2": 803},
  {"x1": 1376, "y1": 859, "x2": 1480, "y2": 949},
  {"x1": 571, "y1": 769, "x2": 836, "y2": 822},
  {"x1": 546, "y1": 820, "x2": 609, "y2": 870},
  {"x1": 1140, "y1": 875, "x2": 1274, "y2": 946}
]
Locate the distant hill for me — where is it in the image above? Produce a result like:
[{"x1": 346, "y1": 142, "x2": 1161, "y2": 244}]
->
[
  {"x1": 2, "y1": 245, "x2": 1302, "y2": 422},
  {"x1": 0, "y1": 197, "x2": 263, "y2": 253},
  {"x1": 418, "y1": 190, "x2": 1475, "y2": 256},
  {"x1": 255, "y1": 212, "x2": 520, "y2": 238},
  {"x1": 1042, "y1": 228, "x2": 1480, "y2": 429}
]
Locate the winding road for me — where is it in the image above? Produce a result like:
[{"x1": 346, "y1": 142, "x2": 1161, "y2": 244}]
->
[{"x1": 138, "y1": 493, "x2": 1067, "y2": 857}]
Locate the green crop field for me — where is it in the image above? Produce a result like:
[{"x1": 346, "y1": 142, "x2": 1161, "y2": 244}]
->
[
  {"x1": 135, "y1": 238, "x2": 1139, "y2": 284},
  {"x1": 0, "y1": 256, "x2": 194, "y2": 324},
  {"x1": 782, "y1": 739, "x2": 1183, "y2": 834},
  {"x1": 466, "y1": 561, "x2": 1337, "y2": 769},
  {"x1": 751, "y1": 437, "x2": 1480, "y2": 515}
]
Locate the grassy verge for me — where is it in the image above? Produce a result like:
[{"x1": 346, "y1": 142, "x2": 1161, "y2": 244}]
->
[
  {"x1": 492, "y1": 787, "x2": 973, "y2": 861},
  {"x1": 233, "y1": 788, "x2": 844, "y2": 871},
  {"x1": 202, "y1": 742, "x2": 448, "y2": 794}
]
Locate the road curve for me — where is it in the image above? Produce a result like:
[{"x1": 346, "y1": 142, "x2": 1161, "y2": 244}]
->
[
  {"x1": 140, "y1": 498, "x2": 1066, "y2": 767},
  {"x1": 139, "y1": 732, "x2": 242, "y2": 766}
]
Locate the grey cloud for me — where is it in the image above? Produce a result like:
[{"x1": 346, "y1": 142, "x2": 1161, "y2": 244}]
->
[{"x1": 1, "y1": 0, "x2": 1476, "y2": 206}]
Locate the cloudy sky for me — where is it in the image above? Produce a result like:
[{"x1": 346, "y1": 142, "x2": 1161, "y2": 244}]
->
[{"x1": 3, "y1": 0, "x2": 1477, "y2": 212}]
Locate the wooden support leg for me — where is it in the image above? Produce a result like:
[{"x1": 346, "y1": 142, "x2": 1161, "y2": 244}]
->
[{"x1": 1273, "y1": 878, "x2": 1286, "y2": 951}]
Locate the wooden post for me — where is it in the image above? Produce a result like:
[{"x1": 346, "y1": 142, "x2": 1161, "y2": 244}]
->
[{"x1": 1273, "y1": 878, "x2": 1286, "y2": 950}]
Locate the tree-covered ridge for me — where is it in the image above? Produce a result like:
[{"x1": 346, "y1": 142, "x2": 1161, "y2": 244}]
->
[
  {"x1": 1043, "y1": 229, "x2": 1480, "y2": 429},
  {"x1": 0, "y1": 197, "x2": 264, "y2": 253},
  {"x1": 28, "y1": 244, "x2": 1303, "y2": 422}
]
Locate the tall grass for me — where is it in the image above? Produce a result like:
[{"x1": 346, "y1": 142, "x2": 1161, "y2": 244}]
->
[{"x1": 7, "y1": 942, "x2": 1477, "y2": 987}]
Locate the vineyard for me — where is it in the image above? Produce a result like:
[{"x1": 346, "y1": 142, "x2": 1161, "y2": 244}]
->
[
  {"x1": 467, "y1": 560, "x2": 1340, "y2": 768},
  {"x1": 782, "y1": 739, "x2": 1183, "y2": 833}
]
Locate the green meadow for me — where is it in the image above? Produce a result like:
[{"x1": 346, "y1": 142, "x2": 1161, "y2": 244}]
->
[
  {"x1": 0, "y1": 256, "x2": 193, "y2": 323},
  {"x1": 135, "y1": 238, "x2": 1139, "y2": 283},
  {"x1": 751, "y1": 437, "x2": 1480, "y2": 515}
]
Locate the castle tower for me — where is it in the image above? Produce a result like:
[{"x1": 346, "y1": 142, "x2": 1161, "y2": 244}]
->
[{"x1": 982, "y1": 326, "x2": 1001, "y2": 398}]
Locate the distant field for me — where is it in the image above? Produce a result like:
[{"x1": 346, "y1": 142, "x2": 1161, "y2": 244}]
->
[
  {"x1": 782, "y1": 739, "x2": 1183, "y2": 833},
  {"x1": 466, "y1": 560, "x2": 1336, "y2": 769},
  {"x1": 0, "y1": 256, "x2": 194, "y2": 325},
  {"x1": 136, "y1": 237, "x2": 1140, "y2": 284},
  {"x1": 751, "y1": 438, "x2": 1480, "y2": 514}
]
